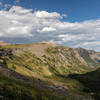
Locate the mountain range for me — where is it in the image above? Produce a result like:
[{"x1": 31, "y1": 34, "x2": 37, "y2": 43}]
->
[{"x1": 0, "y1": 41, "x2": 100, "y2": 100}]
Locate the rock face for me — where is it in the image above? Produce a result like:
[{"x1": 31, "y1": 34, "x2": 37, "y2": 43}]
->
[
  {"x1": 88, "y1": 50, "x2": 100, "y2": 63},
  {"x1": 75, "y1": 47, "x2": 100, "y2": 67},
  {"x1": 0, "y1": 43, "x2": 99, "y2": 100},
  {"x1": 0, "y1": 41, "x2": 9, "y2": 45},
  {"x1": 0, "y1": 43, "x2": 100, "y2": 78}
]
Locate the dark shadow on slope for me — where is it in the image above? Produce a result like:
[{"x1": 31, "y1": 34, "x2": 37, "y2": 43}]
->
[
  {"x1": 68, "y1": 68, "x2": 100, "y2": 100},
  {"x1": 0, "y1": 69, "x2": 69, "y2": 100},
  {"x1": 0, "y1": 67, "x2": 87, "y2": 100}
]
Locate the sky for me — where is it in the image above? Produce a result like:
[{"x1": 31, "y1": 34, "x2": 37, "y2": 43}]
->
[{"x1": 0, "y1": 0, "x2": 100, "y2": 51}]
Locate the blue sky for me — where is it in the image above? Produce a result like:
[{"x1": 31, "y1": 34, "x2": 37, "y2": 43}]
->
[
  {"x1": 0, "y1": 0, "x2": 100, "y2": 51},
  {"x1": 1, "y1": 0, "x2": 100, "y2": 22}
]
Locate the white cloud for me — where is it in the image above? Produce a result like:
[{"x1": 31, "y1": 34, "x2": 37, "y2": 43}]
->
[
  {"x1": 34, "y1": 11, "x2": 63, "y2": 19},
  {"x1": 9, "y1": 6, "x2": 32, "y2": 14},
  {"x1": 0, "y1": 6, "x2": 100, "y2": 51},
  {"x1": 83, "y1": 41, "x2": 100, "y2": 46},
  {"x1": 38, "y1": 27, "x2": 56, "y2": 33}
]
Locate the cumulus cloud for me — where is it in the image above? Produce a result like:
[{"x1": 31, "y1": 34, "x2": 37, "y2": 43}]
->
[
  {"x1": 0, "y1": 6, "x2": 100, "y2": 51},
  {"x1": 38, "y1": 27, "x2": 56, "y2": 33},
  {"x1": 34, "y1": 11, "x2": 63, "y2": 19},
  {"x1": 9, "y1": 6, "x2": 32, "y2": 14}
]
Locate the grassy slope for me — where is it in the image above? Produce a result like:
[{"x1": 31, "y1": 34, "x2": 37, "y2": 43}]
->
[
  {"x1": 68, "y1": 68, "x2": 100, "y2": 100},
  {"x1": 0, "y1": 74, "x2": 71, "y2": 100},
  {"x1": 0, "y1": 44, "x2": 98, "y2": 100}
]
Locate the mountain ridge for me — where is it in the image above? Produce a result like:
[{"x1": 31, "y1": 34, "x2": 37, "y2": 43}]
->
[{"x1": 0, "y1": 42, "x2": 99, "y2": 100}]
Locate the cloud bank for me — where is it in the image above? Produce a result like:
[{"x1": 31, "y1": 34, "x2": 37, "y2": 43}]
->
[{"x1": 0, "y1": 6, "x2": 100, "y2": 51}]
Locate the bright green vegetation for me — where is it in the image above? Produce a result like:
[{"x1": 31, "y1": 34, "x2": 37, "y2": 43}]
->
[
  {"x1": 0, "y1": 44, "x2": 99, "y2": 100},
  {"x1": 45, "y1": 47, "x2": 93, "y2": 74},
  {"x1": 0, "y1": 43, "x2": 40, "y2": 48}
]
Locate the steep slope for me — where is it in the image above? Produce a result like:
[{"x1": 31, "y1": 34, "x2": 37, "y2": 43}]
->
[
  {"x1": 75, "y1": 47, "x2": 100, "y2": 67},
  {"x1": 0, "y1": 43, "x2": 96, "y2": 78},
  {"x1": 68, "y1": 68, "x2": 100, "y2": 100},
  {"x1": 88, "y1": 50, "x2": 100, "y2": 63},
  {"x1": 0, "y1": 42, "x2": 99, "y2": 100},
  {"x1": 0, "y1": 74, "x2": 72, "y2": 100}
]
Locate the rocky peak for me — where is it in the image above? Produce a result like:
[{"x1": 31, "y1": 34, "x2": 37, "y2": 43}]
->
[{"x1": 0, "y1": 41, "x2": 9, "y2": 45}]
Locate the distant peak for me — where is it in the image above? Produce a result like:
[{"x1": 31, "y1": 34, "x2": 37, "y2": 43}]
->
[
  {"x1": 75, "y1": 47, "x2": 86, "y2": 51},
  {"x1": 76, "y1": 47, "x2": 85, "y2": 50},
  {"x1": 0, "y1": 41, "x2": 9, "y2": 45},
  {"x1": 40, "y1": 41, "x2": 48, "y2": 44},
  {"x1": 40, "y1": 41, "x2": 56, "y2": 46}
]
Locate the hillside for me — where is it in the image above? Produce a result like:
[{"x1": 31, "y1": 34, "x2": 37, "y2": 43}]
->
[
  {"x1": 69, "y1": 68, "x2": 100, "y2": 100},
  {"x1": 0, "y1": 42, "x2": 100, "y2": 100}
]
